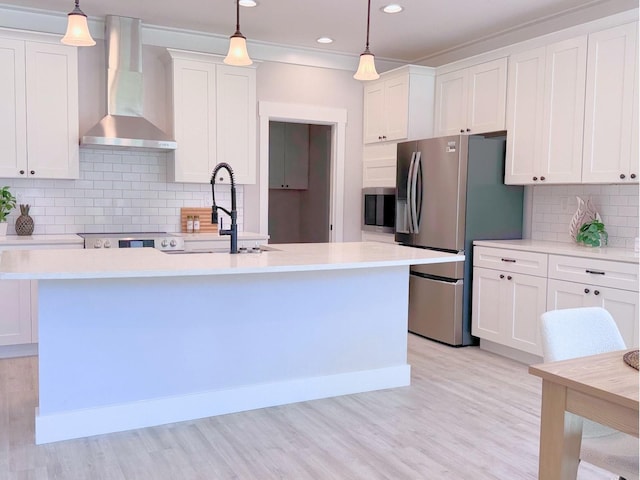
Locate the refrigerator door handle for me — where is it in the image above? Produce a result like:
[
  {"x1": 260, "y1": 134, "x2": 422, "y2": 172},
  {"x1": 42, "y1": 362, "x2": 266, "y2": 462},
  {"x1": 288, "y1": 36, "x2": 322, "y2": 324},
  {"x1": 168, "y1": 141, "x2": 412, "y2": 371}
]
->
[
  {"x1": 406, "y1": 152, "x2": 417, "y2": 233},
  {"x1": 412, "y1": 151, "x2": 422, "y2": 233}
]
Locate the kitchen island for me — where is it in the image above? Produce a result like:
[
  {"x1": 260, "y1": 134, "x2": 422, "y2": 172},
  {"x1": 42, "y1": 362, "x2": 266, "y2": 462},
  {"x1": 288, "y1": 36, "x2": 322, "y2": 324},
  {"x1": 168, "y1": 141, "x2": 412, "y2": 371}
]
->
[{"x1": 0, "y1": 242, "x2": 463, "y2": 444}]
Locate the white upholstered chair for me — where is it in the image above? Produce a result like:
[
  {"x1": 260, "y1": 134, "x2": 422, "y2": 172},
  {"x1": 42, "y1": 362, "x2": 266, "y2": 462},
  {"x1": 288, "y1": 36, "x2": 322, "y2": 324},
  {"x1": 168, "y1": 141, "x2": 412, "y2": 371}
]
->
[{"x1": 539, "y1": 307, "x2": 639, "y2": 480}]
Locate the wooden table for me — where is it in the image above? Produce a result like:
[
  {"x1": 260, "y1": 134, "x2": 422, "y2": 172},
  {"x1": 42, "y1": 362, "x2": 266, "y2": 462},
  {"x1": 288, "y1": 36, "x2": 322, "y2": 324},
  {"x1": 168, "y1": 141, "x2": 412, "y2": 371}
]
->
[{"x1": 529, "y1": 350, "x2": 639, "y2": 480}]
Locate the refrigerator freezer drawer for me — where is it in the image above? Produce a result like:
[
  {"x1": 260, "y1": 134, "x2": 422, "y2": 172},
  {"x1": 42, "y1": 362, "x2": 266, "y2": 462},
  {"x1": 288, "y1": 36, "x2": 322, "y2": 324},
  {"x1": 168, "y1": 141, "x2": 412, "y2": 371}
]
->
[{"x1": 409, "y1": 274, "x2": 464, "y2": 346}]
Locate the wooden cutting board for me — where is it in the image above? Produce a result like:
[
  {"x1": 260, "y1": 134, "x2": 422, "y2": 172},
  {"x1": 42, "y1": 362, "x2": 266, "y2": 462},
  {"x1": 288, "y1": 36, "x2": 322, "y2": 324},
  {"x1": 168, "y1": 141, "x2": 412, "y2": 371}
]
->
[{"x1": 180, "y1": 207, "x2": 218, "y2": 233}]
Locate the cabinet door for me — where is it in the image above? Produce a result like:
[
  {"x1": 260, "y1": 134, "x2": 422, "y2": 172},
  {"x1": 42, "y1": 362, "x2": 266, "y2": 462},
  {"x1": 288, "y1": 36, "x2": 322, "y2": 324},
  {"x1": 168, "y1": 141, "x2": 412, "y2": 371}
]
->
[
  {"x1": 505, "y1": 47, "x2": 546, "y2": 184},
  {"x1": 362, "y1": 143, "x2": 397, "y2": 188},
  {"x1": 472, "y1": 267, "x2": 504, "y2": 343},
  {"x1": 540, "y1": 37, "x2": 586, "y2": 183},
  {"x1": 434, "y1": 69, "x2": 467, "y2": 136},
  {"x1": 363, "y1": 81, "x2": 385, "y2": 144},
  {"x1": 0, "y1": 38, "x2": 27, "y2": 178},
  {"x1": 171, "y1": 58, "x2": 217, "y2": 183},
  {"x1": 0, "y1": 279, "x2": 31, "y2": 346},
  {"x1": 506, "y1": 273, "x2": 547, "y2": 355},
  {"x1": 283, "y1": 123, "x2": 309, "y2": 189},
  {"x1": 467, "y1": 58, "x2": 507, "y2": 134},
  {"x1": 582, "y1": 22, "x2": 638, "y2": 183},
  {"x1": 25, "y1": 42, "x2": 79, "y2": 179},
  {"x1": 383, "y1": 76, "x2": 409, "y2": 142},
  {"x1": 268, "y1": 121, "x2": 286, "y2": 188},
  {"x1": 216, "y1": 64, "x2": 256, "y2": 184},
  {"x1": 547, "y1": 279, "x2": 639, "y2": 348}
]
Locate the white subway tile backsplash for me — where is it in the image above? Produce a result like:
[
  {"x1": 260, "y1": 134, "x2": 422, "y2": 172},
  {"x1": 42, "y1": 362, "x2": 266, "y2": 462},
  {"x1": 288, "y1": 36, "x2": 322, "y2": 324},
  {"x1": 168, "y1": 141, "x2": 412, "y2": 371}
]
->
[
  {"x1": 2, "y1": 148, "x2": 244, "y2": 235},
  {"x1": 531, "y1": 184, "x2": 639, "y2": 246}
]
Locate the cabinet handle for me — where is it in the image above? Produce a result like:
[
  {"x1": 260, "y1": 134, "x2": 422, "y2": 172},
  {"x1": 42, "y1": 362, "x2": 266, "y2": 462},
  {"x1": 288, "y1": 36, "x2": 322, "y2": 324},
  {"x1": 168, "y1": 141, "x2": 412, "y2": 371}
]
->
[
  {"x1": 631, "y1": 173, "x2": 637, "y2": 179},
  {"x1": 584, "y1": 288, "x2": 590, "y2": 294},
  {"x1": 586, "y1": 269, "x2": 605, "y2": 275},
  {"x1": 507, "y1": 275, "x2": 512, "y2": 280},
  {"x1": 501, "y1": 258, "x2": 516, "y2": 263},
  {"x1": 499, "y1": 274, "x2": 505, "y2": 279},
  {"x1": 540, "y1": 176, "x2": 545, "y2": 181},
  {"x1": 620, "y1": 173, "x2": 626, "y2": 179},
  {"x1": 594, "y1": 290, "x2": 600, "y2": 296},
  {"x1": 19, "y1": 170, "x2": 25, "y2": 175},
  {"x1": 533, "y1": 176, "x2": 538, "y2": 181}
]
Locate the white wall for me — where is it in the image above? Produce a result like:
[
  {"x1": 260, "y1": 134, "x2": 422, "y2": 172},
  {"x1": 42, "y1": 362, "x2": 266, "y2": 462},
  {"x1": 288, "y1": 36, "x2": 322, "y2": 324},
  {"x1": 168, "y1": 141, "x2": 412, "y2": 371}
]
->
[
  {"x1": 530, "y1": 184, "x2": 639, "y2": 249},
  {"x1": 253, "y1": 62, "x2": 363, "y2": 241}
]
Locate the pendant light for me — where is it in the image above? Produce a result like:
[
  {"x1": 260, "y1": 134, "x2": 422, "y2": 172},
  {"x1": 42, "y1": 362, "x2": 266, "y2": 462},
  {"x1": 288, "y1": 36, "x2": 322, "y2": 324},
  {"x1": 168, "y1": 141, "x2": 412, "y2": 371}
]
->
[
  {"x1": 353, "y1": 0, "x2": 379, "y2": 81},
  {"x1": 224, "y1": 0, "x2": 253, "y2": 66},
  {"x1": 61, "y1": 0, "x2": 96, "y2": 46}
]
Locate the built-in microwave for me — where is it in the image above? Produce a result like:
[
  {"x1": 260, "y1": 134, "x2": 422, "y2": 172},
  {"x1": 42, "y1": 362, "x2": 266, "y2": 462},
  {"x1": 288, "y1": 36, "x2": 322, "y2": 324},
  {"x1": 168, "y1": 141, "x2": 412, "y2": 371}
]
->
[{"x1": 362, "y1": 187, "x2": 396, "y2": 233}]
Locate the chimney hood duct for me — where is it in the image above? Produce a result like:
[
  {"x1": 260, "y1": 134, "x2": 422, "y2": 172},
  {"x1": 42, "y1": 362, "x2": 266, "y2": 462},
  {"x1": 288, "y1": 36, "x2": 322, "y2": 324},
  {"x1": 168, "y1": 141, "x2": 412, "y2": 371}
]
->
[{"x1": 81, "y1": 16, "x2": 177, "y2": 150}]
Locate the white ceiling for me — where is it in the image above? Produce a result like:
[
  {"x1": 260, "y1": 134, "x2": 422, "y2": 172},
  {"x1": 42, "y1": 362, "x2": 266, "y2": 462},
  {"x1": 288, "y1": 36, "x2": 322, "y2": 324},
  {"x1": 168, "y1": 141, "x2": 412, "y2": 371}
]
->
[{"x1": 1, "y1": 0, "x2": 637, "y2": 64}]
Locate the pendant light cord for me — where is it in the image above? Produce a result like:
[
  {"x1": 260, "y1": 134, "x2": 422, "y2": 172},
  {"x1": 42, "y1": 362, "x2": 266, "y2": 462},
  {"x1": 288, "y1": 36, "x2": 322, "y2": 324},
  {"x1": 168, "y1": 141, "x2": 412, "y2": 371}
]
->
[
  {"x1": 365, "y1": 0, "x2": 372, "y2": 52},
  {"x1": 235, "y1": 0, "x2": 241, "y2": 35}
]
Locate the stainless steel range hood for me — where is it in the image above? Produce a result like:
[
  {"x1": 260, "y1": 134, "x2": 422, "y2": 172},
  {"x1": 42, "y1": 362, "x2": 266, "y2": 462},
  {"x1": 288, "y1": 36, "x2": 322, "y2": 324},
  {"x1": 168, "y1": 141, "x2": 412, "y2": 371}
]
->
[{"x1": 81, "y1": 15, "x2": 177, "y2": 150}]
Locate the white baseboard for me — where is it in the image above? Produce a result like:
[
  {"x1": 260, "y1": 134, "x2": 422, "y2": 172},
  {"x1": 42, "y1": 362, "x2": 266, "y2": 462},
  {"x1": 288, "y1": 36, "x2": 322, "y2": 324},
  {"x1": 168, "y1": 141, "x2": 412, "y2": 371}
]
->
[
  {"x1": 479, "y1": 339, "x2": 543, "y2": 365},
  {"x1": 35, "y1": 364, "x2": 410, "y2": 444}
]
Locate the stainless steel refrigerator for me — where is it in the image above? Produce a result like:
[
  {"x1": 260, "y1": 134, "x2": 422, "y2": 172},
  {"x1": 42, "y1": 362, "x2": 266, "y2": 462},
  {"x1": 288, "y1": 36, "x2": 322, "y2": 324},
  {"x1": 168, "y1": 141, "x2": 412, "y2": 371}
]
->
[{"x1": 395, "y1": 133, "x2": 524, "y2": 346}]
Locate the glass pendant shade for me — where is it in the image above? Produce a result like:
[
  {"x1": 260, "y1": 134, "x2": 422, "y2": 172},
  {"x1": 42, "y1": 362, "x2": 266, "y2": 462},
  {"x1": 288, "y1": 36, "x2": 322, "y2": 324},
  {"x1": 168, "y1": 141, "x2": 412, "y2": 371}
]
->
[
  {"x1": 224, "y1": 33, "x2": 252, "y2": 66},
  {"x1": 61, "y1": 1, "x2": 95, "y2": 46},
  {"x1": 353, "y1": 51, "x2": 379, "y2": 81}
]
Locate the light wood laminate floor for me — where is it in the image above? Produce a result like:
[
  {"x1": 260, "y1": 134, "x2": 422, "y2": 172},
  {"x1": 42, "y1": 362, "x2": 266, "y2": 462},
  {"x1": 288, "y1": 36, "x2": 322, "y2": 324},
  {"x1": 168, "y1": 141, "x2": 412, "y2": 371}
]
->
[{"x1": 1, "y1": 334, "x2": 617, "y2": 479}]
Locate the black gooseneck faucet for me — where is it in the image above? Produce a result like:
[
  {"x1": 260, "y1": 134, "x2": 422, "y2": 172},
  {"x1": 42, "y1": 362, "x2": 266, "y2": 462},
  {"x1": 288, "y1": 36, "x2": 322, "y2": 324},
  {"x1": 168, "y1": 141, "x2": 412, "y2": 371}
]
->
[{"x1": 210, "y1": 163, "x2": 238, "y2": 254}]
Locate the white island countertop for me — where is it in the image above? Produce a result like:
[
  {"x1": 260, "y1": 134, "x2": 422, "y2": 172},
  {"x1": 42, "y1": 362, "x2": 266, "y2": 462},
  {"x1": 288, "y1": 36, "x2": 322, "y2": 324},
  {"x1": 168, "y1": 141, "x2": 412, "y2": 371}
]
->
[
  {"x1": 0, "y1": 241, "x2": 464, "y2": 280},
  {"x1": 0, "y1": 234, "x2": 83, "y2": 248}
]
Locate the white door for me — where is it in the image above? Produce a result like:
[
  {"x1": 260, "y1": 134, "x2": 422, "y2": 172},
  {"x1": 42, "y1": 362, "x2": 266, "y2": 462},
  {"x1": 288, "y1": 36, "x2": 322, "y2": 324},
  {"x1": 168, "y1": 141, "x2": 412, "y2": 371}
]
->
[
  {"x1": 467, "y1": 58, "x2": 507, "y2": 134},
  {"x1": 472, "y1": 267, "x2": 504, "y2": 344},
  {"x1": 384, "y1": 76, "x2": 410, "y2": 142},
  {"x1": 506, "y1": 273, "x2": 547, "y2": 355},
  {"x1": 434, "y1": 69, "x2": 467, "y2": 136},
  {"x1": 363, "y1": 81, "x2": 385, "y2": 144}
]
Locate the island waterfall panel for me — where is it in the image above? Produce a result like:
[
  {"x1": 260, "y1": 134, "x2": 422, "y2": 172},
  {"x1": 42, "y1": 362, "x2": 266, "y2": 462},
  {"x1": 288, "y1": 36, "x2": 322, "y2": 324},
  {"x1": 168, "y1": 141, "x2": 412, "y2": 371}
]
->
[{"x1": 35, "y1": 266, "x2": 410, "y2": 443}]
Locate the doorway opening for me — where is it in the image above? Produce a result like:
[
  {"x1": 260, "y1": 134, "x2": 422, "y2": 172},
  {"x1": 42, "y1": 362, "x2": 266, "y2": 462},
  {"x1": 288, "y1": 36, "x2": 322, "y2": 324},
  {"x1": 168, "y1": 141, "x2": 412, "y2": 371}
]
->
[
  {"x1": 268, "y1": 122, "x2": 331, "y2": 244},
  {"x1": 255, "y1": 101, "x2": 347, "y2": 242}
]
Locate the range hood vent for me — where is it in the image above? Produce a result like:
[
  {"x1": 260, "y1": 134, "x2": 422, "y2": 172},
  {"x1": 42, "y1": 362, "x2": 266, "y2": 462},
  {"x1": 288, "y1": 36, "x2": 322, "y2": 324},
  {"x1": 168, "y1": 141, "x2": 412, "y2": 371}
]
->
[{"x1": 81, "y1": 15, "x2": 177, "y2": 150}]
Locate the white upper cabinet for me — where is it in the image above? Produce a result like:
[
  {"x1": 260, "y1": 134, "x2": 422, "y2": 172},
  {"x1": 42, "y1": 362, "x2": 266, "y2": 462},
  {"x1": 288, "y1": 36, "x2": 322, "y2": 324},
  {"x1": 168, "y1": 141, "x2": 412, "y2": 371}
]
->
[
  {"x1": 167, "y1": 49, "x2": 256, "y2": 184},
  {"x1": 434, "y1": 57, "x2": 507, "y2": 136},
  {"x1": 363, "y1": 65, "x2": 435, "y2": 144},
  {"x1": 505, "y1": 37, "x2": 587, "y2": 185},
  {"x1": 582, "y1": 22, "x2": 638, "y2": 184},
  {"x1": 0, "y1": 36, "x2": 79, "y2": 179}
]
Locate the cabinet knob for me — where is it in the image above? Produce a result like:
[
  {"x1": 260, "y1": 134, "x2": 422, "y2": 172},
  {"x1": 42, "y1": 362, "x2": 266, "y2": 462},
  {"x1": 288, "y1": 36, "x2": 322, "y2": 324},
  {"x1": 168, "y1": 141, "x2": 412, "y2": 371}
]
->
[
  {"x1": 30, "y1": 170, "x2": 35, "y2": 175},
  {"x1": 281, "y1": 184, "x2": 284, "y2": 188},
  {"x1": 378, "y1": 136, "x2": 382, "y2": 140},
  {"x1": 466, "y1": 128, "x2": 471, "y2": 132},
  {"x1": 19, "y1": 170, "x2": 25, "y2": 175},
  {"x1": 584, "y1": 288, "x2": 590, "y2": 294},
  {"x1": 382, "y1": 135, "x2": 387, "y2": 140},
  {"x1": 540, "y1": 176, "x2": 546, "y2": 181},
  {"x1": 594, "y1": 290, "x2": 600, "y2": 296},
  {"x1": 532, "y1": 176, "x2": 538, "y2": 181},
  {"x1": 507, "y1": 275, "x2": 512, "y2": 280},
  {"x1": 499, "y1": 274, "x2": 505, "y2": 279},
  {"x1": 285, "y1": 185, "x2": 289, "y2": 188},
  {"x1": 460, "y1": 130, "x2": 465, "y2": 133},
  {"x1": 620, "y1": 173, "x2": 626, "y2": 179},
  {"x1": 631, "y1": 173, "x2": 636, "y2": 179}
]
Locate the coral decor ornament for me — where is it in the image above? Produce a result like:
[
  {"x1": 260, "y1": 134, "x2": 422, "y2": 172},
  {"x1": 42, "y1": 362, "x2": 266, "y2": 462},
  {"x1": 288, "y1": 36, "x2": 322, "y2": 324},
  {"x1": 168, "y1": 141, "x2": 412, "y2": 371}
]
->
[{"x1": 569, "y1": 196, "x2": 601, "y2": 241}]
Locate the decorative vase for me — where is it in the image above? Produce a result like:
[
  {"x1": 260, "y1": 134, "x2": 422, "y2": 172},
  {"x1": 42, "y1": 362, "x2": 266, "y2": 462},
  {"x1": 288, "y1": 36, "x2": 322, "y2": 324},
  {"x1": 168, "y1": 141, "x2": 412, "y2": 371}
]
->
[{"x1": 15, "y1": 204, "x2": 34, "y2": 236}]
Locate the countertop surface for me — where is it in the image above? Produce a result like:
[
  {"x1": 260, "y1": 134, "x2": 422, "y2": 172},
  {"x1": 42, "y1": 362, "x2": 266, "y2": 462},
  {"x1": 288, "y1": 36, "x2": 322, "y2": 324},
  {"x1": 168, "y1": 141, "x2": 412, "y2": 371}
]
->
[
  {"x1": 0, "y1": 234, "x2": 83, "y2": 248},
  {"x1": 0, "y1": 242, "x2": 465, "y2": 280},
  {"x1": 474, "y1": 239, "x2": 639, "y2": 263}
]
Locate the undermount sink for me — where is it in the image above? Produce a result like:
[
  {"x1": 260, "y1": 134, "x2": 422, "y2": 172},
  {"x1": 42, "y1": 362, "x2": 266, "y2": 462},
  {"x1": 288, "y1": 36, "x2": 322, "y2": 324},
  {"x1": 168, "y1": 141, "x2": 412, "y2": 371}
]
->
[{"x1": 165, "y1": 245, "x2": 279, "y2": 255}]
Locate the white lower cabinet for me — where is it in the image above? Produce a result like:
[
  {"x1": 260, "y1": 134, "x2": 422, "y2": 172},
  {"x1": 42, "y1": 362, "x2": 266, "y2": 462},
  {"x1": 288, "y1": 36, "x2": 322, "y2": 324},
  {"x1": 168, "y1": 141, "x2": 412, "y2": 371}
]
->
[
  {"x1": 473, "y1": 243, "x2": 640, "y2": 361},
  {"x1": 472, "y1": 248, "x2": 548, "y2": 356}
]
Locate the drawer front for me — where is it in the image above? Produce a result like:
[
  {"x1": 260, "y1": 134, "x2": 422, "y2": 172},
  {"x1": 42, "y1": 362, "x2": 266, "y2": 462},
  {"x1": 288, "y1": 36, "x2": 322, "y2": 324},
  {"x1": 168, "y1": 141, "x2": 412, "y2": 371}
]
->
[
  {"x1": 548, "y1": 255, "x2": 639, "y2": 291},
  {"x1": 473, "y1": 246, "x2": 548, "y2": 277}
]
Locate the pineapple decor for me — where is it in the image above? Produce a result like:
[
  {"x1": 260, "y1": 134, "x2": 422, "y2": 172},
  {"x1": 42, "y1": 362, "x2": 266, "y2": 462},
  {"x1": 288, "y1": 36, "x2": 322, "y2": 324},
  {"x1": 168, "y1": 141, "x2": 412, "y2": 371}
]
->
[{"x1": 15, "y1": 204, "x2": 34, "y2": 236}]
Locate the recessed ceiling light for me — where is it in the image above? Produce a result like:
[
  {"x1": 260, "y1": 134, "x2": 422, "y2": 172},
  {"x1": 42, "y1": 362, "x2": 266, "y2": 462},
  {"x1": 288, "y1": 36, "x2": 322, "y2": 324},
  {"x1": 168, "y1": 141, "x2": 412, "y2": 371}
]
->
[
  {"x1": 316, "y1": 37, "x2": 334, "y2": 44},
  {"x1": 382, "y1": 4, "x2": 403, "y2": 14},
  {"x1": 239, "y1": 0, "x2": 257, "y2": 7}
]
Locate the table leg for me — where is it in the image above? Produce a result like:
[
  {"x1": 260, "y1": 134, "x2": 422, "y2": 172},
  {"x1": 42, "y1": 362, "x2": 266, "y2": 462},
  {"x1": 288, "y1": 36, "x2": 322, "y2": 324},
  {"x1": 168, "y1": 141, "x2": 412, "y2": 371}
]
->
[{"x1": 538, "y1": 380, "x2": 583, "y2": 480}]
